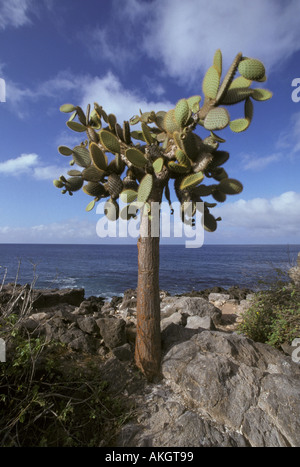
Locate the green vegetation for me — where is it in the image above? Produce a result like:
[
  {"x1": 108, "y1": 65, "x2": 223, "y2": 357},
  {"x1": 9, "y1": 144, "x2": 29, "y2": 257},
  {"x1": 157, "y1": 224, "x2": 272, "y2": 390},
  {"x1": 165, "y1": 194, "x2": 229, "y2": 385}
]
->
[
  {"x1": 238, "y1": 276, "x2": 300, "y2": 349},
  {"x1": 0, "y1": 282, "x2": 133, "y2": 447}
]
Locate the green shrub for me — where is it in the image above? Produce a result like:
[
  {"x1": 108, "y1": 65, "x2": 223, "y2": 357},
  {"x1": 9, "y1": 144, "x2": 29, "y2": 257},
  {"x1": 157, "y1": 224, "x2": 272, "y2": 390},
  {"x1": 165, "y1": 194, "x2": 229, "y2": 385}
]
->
[
  {"x1": 0, "y1": 275, "x2": 133, "y2": 447},
  {"x1": 238, "y1": 283, "x2": 300, "y2": 349}
]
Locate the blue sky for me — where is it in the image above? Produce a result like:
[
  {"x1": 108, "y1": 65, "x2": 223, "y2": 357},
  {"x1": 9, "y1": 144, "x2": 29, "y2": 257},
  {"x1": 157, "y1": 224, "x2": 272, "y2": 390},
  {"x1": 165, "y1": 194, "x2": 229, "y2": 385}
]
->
[{"x1": 0, "y1": 0, "x2": 300, "y2": 245}]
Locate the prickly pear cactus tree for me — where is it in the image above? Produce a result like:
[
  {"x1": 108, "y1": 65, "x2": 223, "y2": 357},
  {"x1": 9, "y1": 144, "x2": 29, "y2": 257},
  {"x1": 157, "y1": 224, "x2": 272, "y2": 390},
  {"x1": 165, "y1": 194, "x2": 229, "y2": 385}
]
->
[{"x1": 54, "y1": 50, "x2": 272, "y2": 381}]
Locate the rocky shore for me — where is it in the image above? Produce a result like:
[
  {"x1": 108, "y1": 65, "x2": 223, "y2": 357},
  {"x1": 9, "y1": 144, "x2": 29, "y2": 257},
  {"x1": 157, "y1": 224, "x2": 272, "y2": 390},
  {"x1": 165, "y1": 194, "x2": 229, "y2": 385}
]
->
[{"x1": 1, "y1": 282, "x2": 300, "y2": 447}]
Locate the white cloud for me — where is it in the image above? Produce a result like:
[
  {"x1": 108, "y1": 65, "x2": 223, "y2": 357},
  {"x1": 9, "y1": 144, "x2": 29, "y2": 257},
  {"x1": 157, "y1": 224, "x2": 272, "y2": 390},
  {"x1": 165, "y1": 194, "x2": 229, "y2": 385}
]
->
[
  {"x1": 0, "y1": 153, "x2": 38, "y2": 174},
  {"x1": 140, "y1": 0, "x2": 300, "y2": 82},
  {"x1": 0, "y1": 0, "x2": 32, "y2": 30},
  {"x1": 0, "y1": 218, "x2": 98, "y2": 243},
  {"x1": 241, "y1": 152, "x2": 281, "y2": 171},
  {"x1": 212, "y1": 191, "x2": 300, "y2": 241},
  {"x1": 79, "y1": 71, "x2": 173, "y2": 124},
  {"x1": 0, "y1": 153, "x2": 66, "y2": 180}
]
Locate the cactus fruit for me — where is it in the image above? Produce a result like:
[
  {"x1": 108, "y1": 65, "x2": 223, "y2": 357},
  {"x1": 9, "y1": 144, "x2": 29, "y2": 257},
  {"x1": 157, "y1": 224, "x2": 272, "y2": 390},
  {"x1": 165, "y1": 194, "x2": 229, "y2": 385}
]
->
[
  {"x1": 137, "y1": 174, "x2": 153, "y2": 203},
  {"x1": 53, "y1": 179, "x2": 64, "y2": 188},
  {"x1": 180, "y1": 172, "x2": 204, "y2": 190},
  {"x1": 204, "y1": 107, "x2": 230, "y2": 131},
  {"x1": 238, "y1": 58, "x2": 265, "y2": 81},
  {"x1": 72, "y1": 146, "x2": 91, "y2": 168},
  {"x1": 125, "y1": 148, "x2": 147, "y2": 167},
  {"x1": 89, "y1": 142, "x2": 108, "y2": 171},
  {"x1": 99, "y1": 130, "x2": 121, "y2": 154},
  {"x1": 58, "y1": 145, "x2": 73, "y2": 156},
  {"x1": 202, "y1": 66, "x2": 220, "y2": 99},
  {"x1": 107, "y1": 173, "x2": 123, "y2": 198},
  {"x1": 218, "y1": 178, "x2": 243, "y2": 194},
  {"x1": 174, "y1": 99, "x2": 191, "y2": 128}
]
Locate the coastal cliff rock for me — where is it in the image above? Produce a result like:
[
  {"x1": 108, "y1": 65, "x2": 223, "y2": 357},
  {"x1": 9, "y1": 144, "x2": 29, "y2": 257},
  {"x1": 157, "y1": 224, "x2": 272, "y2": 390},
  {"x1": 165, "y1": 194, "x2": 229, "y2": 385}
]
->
[{"x1": 1, "y1": 284, "x2": 300, "y2": 447}]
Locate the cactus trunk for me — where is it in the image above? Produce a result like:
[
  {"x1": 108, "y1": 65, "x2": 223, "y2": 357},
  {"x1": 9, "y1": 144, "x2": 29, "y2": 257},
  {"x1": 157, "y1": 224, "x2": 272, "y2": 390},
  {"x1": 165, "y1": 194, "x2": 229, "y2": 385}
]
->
[{"x1": 135, "y1": 188, "x2": 162, "y2": 381}]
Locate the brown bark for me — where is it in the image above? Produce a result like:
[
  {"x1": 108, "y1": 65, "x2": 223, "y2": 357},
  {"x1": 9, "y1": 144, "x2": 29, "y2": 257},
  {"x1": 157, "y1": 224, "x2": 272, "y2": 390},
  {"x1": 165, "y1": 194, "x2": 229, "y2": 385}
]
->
[{"x1": 134, "y1": 187, "x2": 163, "y2": 381}]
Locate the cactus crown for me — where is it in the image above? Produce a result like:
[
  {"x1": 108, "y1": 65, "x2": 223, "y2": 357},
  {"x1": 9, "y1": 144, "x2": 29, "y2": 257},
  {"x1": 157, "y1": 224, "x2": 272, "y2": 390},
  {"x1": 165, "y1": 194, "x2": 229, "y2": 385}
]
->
[{"x1": 54, "y1": 50, "x2": 272, "y2": 231}]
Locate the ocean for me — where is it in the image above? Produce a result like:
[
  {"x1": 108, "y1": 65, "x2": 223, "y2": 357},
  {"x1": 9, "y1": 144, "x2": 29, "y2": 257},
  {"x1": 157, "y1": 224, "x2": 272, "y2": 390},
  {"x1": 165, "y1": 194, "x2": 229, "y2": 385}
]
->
[{"x1": 0, "y1": 243, "x2": 299, "y2": 300}]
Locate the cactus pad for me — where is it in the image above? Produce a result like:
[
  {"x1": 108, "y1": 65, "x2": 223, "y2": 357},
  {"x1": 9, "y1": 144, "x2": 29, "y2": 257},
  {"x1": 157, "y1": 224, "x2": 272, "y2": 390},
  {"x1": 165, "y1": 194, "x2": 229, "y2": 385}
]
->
[
  {"x1": 141, "y1": 122, "x2": 155, "y2": 145},
  {"x1": 252, "y1": 88, "x2": 272, "y2": 101},
  {"x1": 72, "y1": 146, "x2": 91, "y2": 168},
  {"x1": 65, "y1": 177, "x2": 83, "y2": 192},
  {"x1": 180, "y1": 172, "x2": 204, "y2": 190},
  {"x1": 187, "y1": 95, "x2": 202, "y2": 113},
  {"x1": 82, "y1": 166, "x2": 104, "y2": 182},
  {"x1": 153, "y1": 157, "x2": 164, "y2": 174},
  {"x1": 120, "y1": 189, "x2": 138, "y2": 204},
  {"x1": 104, "y1": 199, "x2": 119, "y2": 221},
  {"x1": 137, "y1": 174, "x2": 153, "y2": 203},
  {"x1": 218, "y1": 178, "x2": 243, "y2": 194},
  {"x1": 213, "y1": 49, "x2": 222, "y2": 76},
  {"x1": 66, "y1": 121, "x2": 86, "y2": 132},
  {"x1": 229, "y1": 118, "x2": 250, "y2": 133},
  {"x1": 125, "y1": 148, "x2": 147, "y2": 167},
  {"x1": 58, "y1": 145, "x2": 73, "y2": 156},
  {"x1": 202, "y1": 65, "x2": 220, "y2": 99},
  {"x1": 89, "y1": 142, "x2": 108, "y2": 171},
  {"x1": 83, "y1": 182, "x2": 107, "y2": 197},
  {"x1": 204, "y1": 107, "x2": 230, "y2": 131},
  {"x1": 100, "y1": 130, "x2": 120, "y2": 154},
  {"x1": 204, "y1": 212, "x2": 217, "y2": 232},
  {"x1": 60, "y1": 104, "x2": 76, "y2": 113},
  {"x1": 174, "y1": 99, "x2": 191, "y2": 128},
  {"x1": 107, "y1": 173, "x2": 123, "y2": 198},
  {"x1": 238, "y1": 58, "x2": 265, "y2": 81},
  {"x1": 163, "y1": 109, "x2": 181, "y2": 135}
]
